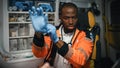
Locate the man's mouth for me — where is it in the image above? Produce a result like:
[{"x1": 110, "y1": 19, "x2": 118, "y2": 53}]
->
[{"x1": 68, "y1": 26, "x2": 74, "y2": 29}]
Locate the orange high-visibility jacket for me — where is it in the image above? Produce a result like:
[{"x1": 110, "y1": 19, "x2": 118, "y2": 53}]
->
[{"x1": 32, "y1": 28, "x2": 93, "y2": 68}]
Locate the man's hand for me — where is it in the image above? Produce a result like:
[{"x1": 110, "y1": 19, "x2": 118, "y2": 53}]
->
[
  {"x1": 29, "y1": 5, "x2": 58, "y2": 43},
  {"x1": 47, "y1": 24, "x2": 59, "y2": 43},
  {"x1": 29, "y1": 4, "x2": 53, "y2": 33},
  {"x1": 40, "y1": 62, "x2": 50, "y2": 68},
  {"x1": 29, "y1": 6, "x2": 47, "y2": 33}
]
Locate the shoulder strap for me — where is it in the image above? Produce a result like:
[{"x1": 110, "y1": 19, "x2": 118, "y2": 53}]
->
[
  {"x1": 89, "y1": 24, "x2": 101, "y2": 60},
  {"x1": 44, "y1": 43, "x2": 58, "y2": 66}
]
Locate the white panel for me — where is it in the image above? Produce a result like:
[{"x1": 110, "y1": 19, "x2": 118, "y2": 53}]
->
[
  {"x1": 3, "y1": 0, "x2": 9, "y2": 52},
  {"x1": 72, "y1": 0, "x2": 91, "y2": 2},
  {"x1": 73, "y1": 2, "x2": 91, "y2": 8},
  {"x1": 0, "y1": 0, "x2": 3, "y2": 46}
]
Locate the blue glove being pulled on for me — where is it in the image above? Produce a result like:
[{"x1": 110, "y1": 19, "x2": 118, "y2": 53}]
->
[
  {"x1": 29, "y1": 4, "x2": 53, "y2": 33},
  {"x1": 47, "y1": 24, "x2": 59, "y2": 43},
  {"x1": 29, "y1": 5, "x2": 58, "y2": 43}
]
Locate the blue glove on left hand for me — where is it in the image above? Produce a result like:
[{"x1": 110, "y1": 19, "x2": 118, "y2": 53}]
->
[{"x1": 29, "y1": 4, "x2": 58, "y2": 43}]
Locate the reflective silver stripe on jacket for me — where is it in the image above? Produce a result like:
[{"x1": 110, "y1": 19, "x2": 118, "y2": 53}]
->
[{"x1": 78, "y1": 48, "x2": 89, "y2": 61}]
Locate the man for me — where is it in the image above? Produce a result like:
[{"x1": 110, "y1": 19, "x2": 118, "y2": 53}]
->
[{"x1": 29, "y1": 2, "x2": 93, "y2": 68}]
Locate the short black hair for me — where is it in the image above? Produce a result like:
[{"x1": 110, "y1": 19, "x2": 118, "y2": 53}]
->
[{"x1": 59, "y1": 2, "x2": 78, "y2": 15}]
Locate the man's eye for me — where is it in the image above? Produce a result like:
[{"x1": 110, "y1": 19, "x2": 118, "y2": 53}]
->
[
  {"x1": 63, "y1": 17, "x2": 69, "y2": 19},
  {"x1": 72, "y1": 17, "x2": 77, "y2": 19}
]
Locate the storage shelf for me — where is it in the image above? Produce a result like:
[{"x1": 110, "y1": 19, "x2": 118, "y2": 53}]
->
[
  {"x1": 6, "y1": 50, "x2": 37, "y2": 63},
  {"x1": 9, "y1": 36, "x2": 33, "y2": 39},
  {"x1": 7, "y1": 56, "x2": 38, "y2": 63},
  {"x1": 10, "y1": 49, "x2": 32, "y2": 54},
  {"x1": 8, "y1": 11, "x2": 29, "y2": 14},
  {"x1": 9, "y1": 22, "x2": 31, "y2": 24},
  {"x1": 9, "y1": 21, "x2": 54, "y2": 24},
  {"x1": 2, "y1": 0, "x2": 58, "y2": 64},
  {"x1": 8, "y1": 11, "x2": 55, "y2": 14}
]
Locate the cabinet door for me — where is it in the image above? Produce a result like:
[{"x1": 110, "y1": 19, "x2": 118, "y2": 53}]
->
[
  {"x1": 6, "y1": 0, "x2": 57, "y2": 62},
  {"x1": 9, "y1": 13, "x2": 34, "y2": 52},
  {"x1": 8, "y1": 0, "x2": 56, "y2": 53}
]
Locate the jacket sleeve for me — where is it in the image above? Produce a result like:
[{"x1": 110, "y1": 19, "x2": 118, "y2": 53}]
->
[
  {"x1": 65, "y1": 31, "x2": 93, "y2": 67},
  {"x1": 32, "y1": 36, "x2": 52, "y2": 58}
]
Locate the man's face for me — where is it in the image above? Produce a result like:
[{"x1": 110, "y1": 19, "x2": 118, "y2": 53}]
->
[{"x1": 60, "y1": 7, "x2": 78, "y2": 31}]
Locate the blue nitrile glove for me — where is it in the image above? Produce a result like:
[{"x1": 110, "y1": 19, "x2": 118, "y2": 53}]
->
[
  {"x1": 29, "y1": 4, "x2": 53, "y2": 33},
  {"x1": 39, "y1": 4, "x2": 53, "y2": 12},
  {"x1": 46, "y1": 24, "x2": 59, "y2": 43},
  {"x1": 29, "y1": 6, "x2": 47, "y2": 33}
]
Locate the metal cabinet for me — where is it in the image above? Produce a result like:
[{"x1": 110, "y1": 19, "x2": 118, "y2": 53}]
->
[{"x1": 1, "y1": 0, "x2": 59, "y2": 64}]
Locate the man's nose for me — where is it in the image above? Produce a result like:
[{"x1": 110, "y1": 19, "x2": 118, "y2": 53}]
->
[{"x1": 68, "y1": 18, "x2": 73, "y2": 24}]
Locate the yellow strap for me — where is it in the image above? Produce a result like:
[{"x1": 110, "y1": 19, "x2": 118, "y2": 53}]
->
[
  {"x1": 91, "y1": 35, "x2": 99, "y2": 59},
  {"x1": 90, "y1": 60, "x2": 95, "y2": 68},
  {"x1": 88, "y1": 11, "x2": 95, "y2": 28}
]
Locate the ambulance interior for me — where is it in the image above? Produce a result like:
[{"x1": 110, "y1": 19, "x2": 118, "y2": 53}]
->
[{"x1": 0, "y1": 0, "x2": 120, "y2": 68}]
